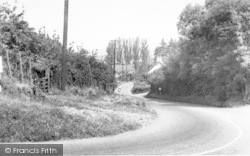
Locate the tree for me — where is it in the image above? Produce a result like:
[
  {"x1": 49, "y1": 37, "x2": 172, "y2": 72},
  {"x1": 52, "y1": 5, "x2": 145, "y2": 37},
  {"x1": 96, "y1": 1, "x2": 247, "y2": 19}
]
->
[
  {"x1": 138, "y1": 39, "x2": 150, "y2": 75},
  {"x1": 0, "y1": 3, "x2": 35, "y2": 81},
  {"x1": 177, "y1": 3, "x2": 205, "y2": 39},
  {"x1": 149, "y1": 0, "x2": 250, "y2": 104},
  {"x1": 141, "y1": 39, "x2": 149, "y2": 64},
  {"x1": 154, "y1": 39, "x2": 167, "y2": 62},
  {"x1": 231, "y1": 0, "x2": 250, "y2": 101},
  {"x1": 116, "y1": 37, "x2": 123, "y2": 64},
  {"x1": 128, "y1": 38, "x2": 133, "y2": 64},
  {"x1": 132, "y1": 37, "x2": 140, "y2": 71},
  {"x1": 105, "y1": 41, "x2": 115, "y2": 71},
  {"x1": 0, "y1": 2, "x2": 117, "y2": 93},
  {"x1": 123, "y1": 39, "x2": 132, "y2": 81}
]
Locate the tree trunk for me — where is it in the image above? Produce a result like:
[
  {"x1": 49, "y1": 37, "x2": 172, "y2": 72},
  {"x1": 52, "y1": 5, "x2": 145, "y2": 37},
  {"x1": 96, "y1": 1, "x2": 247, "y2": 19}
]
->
[
  {"x1": 29, "y1": 57, "x2": 33, "y2": 84},
  {"x1": 244, "y1": 82, "x2": 250, "y2": 102},
  {"x1": 244, "y1": 75, "x2": 250, "y2": 102},
  {"x1": 19, "y1": 51, "x2": 23, "y2": 83},
  {"x1": 126, "y1": 63, "x2": 128, "y2": 81},
  {"x1": 6, "y1": 49, "x2": 12, "y2": 77},
  {"x1": 88, "y1": 59, "x2": 92, "y2": 87},
  {"x1": 122, "y1": 58, "x2": 123, "y2": 82}
]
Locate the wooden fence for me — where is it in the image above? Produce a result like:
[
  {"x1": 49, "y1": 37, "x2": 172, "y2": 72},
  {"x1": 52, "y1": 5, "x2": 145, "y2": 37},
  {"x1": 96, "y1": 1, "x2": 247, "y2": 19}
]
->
[{"x1": 34, "y1": 77, "x2": 49, "y2": 93}]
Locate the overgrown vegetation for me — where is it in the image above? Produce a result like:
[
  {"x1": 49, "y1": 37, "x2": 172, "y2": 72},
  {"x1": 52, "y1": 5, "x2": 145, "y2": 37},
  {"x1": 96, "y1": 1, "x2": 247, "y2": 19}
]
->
[
  {"x1": 148, "y1": 0, "x2": 250, "y2": 107},
  {"x1": 0, "y1": 3, "x2": 157, "y2": 142},
  {"x1": 0, "y1": 3, "x2": 115, "y2": 90},
  {"x1": 0, "y1": 75, "x2": 156, "y2": 142},
  {"x1": 132, "y1": 81, "x2": 151, "y2": 94}
]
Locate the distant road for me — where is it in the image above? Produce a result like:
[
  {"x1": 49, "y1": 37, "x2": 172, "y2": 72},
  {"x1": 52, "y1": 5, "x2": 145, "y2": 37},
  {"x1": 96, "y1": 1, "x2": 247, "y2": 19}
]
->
[{"x1": 39, "y1": 82, "x2": 250, "y2": 155}]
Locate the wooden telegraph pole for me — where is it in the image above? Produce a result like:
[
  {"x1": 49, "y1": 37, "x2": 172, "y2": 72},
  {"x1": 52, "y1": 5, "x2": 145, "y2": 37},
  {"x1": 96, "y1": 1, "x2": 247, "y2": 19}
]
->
[{"x1": 61, "y1": 0, "x2": 69, "y2": 91}]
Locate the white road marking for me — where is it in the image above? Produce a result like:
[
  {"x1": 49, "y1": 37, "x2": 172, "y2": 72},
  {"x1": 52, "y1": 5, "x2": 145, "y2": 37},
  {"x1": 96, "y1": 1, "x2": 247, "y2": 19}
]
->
[
  {"x1": 193, "y1": 108, "x2": 243, "y2": 155},
  {"x1": 118, "y1": 82, "x2": 244, "y2": 155}
]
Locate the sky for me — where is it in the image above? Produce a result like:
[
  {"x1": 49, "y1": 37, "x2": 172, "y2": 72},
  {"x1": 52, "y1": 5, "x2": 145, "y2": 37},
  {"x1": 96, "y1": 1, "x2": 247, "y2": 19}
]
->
[{"x1": 3, "y1": 0, "x2": 205, "y2": 56}]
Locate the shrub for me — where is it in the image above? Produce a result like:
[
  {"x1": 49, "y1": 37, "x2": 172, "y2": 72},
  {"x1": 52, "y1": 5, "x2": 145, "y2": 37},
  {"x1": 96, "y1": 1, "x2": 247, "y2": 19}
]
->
[
  {"x1": 67, "y1": 86, "x2": 107, "y2": 97},
  {"x1": 1, "y1": 75, "x2": 33, "y2": 99},
  {"x1": 0, "y1": 100, "x2": 93, "y2": 142},
  {"x1": 131, "y1": 81, "x2": 151, "y2": 94},
  {"x1": 1, "y1": 75, "x2": 19, "y2": 96},
  {"x1": 115, "y1": 96, "x2": 146, "y2": 107}
]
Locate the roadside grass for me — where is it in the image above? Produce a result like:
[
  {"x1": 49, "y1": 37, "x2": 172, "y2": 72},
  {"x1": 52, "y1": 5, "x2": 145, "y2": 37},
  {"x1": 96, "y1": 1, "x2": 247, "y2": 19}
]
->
[
  {"x1": 0, "y1": 78, "x2": 156, "y2": 142},
  {"x1": 131, "y1": 81, "x2": 151, "y2": 94},
  {"x1": 146, "y1": 93, "x2": 247, "y2": 108}
]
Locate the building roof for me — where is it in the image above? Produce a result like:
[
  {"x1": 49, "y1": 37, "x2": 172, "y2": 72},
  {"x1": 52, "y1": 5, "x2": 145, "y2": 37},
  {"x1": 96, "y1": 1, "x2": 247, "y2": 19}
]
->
[{"x1": 148, "y1": 57, "x2": 164, "y2": 74}]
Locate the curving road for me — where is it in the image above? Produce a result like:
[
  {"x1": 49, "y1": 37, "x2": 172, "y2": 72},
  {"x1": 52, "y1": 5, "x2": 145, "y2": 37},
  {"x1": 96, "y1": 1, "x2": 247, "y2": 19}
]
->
[
  {"x1": 20, "y1": 82, "x2": 250, "y2": 155},
  {"x1": 60, "y1": 82, "x2": 246, "y2": 155}
]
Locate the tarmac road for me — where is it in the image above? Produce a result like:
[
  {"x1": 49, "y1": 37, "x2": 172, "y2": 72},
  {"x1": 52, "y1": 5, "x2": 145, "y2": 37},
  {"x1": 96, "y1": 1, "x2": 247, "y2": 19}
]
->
[
  {"x1": 13, "y1": 82, "x2": 248, "y2": 155},
  {"x1": 61, "y1": 82, "x2": 244, "y2": 155}
]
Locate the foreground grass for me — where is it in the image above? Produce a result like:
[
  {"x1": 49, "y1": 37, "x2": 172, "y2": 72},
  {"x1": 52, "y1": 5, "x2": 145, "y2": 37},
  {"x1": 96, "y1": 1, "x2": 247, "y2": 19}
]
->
[{"x1": 0, "y1": 90, "x2": 156, "y2": 142}]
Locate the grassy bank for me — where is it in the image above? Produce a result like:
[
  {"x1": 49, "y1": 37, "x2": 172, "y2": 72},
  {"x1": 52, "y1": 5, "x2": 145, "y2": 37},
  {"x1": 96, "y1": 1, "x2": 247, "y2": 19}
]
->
[
  {"x1": 0, "y1": 77, "x2": 156, "y2": 142},
  {"x1": 146, "y1": 93, "x2": 248, "y2": 108}
]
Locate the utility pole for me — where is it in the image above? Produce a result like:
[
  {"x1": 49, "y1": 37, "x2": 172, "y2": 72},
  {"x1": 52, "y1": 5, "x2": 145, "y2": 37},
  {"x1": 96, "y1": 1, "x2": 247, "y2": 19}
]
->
[{"x1": 61, "y1": 0, "x2": 69, "y2": 91}]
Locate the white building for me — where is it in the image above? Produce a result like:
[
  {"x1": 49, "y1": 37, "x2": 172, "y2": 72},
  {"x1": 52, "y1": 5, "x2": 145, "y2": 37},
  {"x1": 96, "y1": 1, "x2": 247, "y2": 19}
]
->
[{"x1": 148, "y1": 56, "x2": 164, "y2": 74}]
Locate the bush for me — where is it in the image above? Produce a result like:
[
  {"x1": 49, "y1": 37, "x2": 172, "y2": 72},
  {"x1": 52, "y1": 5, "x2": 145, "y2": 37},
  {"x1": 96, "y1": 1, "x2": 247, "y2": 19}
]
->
[
  {"x1": 146, "y1": 93, "x2": 222, "y2": 107},
  {"x1": 1, "y1": 75, "x2": 19, "y2": 95},
  {"x1": 1, "y1": 75, "x2": 33, "y2": 99},
  {"x1": 49, "y1": 86, "x2": 107, "y2": 98},
  {"x1": 1, "y1": 75, "x2": 47, "y2": 102},
  {"x1": 115, "y1": 96, "x2": 147, "y2": 108},
  {"x1": 131, "y1": 81, "x2": 151, "y2": 94},
  {"x1": 0, "y1": 102, "x2": 88, "y2": 142},
  {"x1": 67, "y1": 86, "x2": 107, "y2": 97}
]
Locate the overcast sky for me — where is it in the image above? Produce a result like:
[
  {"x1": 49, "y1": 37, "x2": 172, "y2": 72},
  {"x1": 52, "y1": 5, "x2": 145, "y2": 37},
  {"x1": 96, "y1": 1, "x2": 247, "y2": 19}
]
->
[{"x1": 4, "y1": 0, "x2": 205, "y2": 56}]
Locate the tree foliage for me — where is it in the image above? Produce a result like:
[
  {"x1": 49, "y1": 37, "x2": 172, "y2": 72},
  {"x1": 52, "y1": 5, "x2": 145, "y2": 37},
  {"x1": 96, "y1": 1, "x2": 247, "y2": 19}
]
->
[
  {"x1": 0, "y1": 3, "x2": 114, "y2": 91},
  {"x1": 105, "y1": 37, "x2": 151, "y2": 80},
  {"x1": 150, "y1": 0, "x2": 250, "y2": 104}
]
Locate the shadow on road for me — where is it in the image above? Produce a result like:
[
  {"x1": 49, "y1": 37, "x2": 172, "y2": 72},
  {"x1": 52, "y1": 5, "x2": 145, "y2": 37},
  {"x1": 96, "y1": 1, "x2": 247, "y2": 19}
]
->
[{"x1": 143, "y1": 95, "x2": 221, "y2": 109}]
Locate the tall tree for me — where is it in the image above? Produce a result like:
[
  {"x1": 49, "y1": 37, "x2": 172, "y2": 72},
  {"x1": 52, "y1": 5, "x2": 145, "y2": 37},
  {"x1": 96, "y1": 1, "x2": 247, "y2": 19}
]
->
[
  {"x1": 115, "y1": 38, "x2": 125, "y2": 80},
  {"x1": 128, "y1": 38, "x2": 133, "y2": 64},
  {"x1": 177, "y1": 4, "x2": 204, "y2": 40},
  {"x1": 151, "y1": 0, "x2": 249, "y2": 102},
  {"x1": 154, "y1": 39, "x2": 167, "y2": 62},
  {"x1": 105, "y1": 41, "x2": 115, "y2": 71},
  {"x1": 123, "y1": 39, "x2": 131, "y2": 81},
  {"x1": 137, "y1": 39, "x2": 150, "y2": 77},
  {"x1": 116, "y1": 37, "x2": 123, "y2": 64},
  {"x1": 140, "y1": 39, "x2": 149, "y2": 64},
  {"x1": 231, "y1": 0, "x2": 250, "y2": 101},
  {"x1": 132, "y1": 37, "x2": 140, "y2": 71}
]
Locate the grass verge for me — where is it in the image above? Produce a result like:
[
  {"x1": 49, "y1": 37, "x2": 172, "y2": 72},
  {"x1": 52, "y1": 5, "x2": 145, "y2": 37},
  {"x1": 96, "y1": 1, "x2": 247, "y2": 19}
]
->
[
  {"x1": 0, "y1": 84, "x2": 156, "y2": 142},
  {"x1": 146, "y1": 93, "x2": 248, "y2": 108}
]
